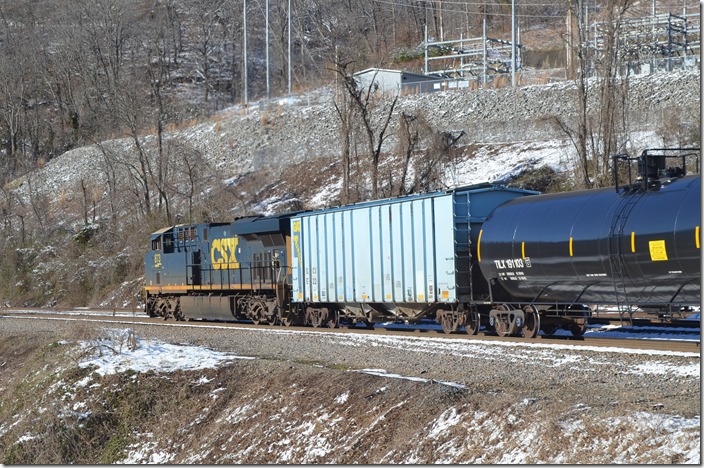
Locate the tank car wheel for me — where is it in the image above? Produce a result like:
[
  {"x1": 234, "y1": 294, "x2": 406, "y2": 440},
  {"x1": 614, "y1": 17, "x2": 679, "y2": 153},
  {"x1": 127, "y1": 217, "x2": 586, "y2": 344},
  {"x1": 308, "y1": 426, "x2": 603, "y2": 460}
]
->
[
  {"x1": 465, "y1": 310, "x2": 480, "y2": 335},
  {"x1": 491, "y1": 305, "x2": 512, "y2": 337},
  {"x1": 521, "y1": 305, "x2": 540, "y2": 339},
  {"x1": 569, "y1": 322, "x2": 588, "y2": 338},
  {"x1": 268, "y1": 308, "x2": 281, "y2": 326},
  {"x1": 283, "y1": 308, "x2": 304, "y2": 326},
  {"x1": 541, "y1": 326, "x2": 557, "y2": 336}
]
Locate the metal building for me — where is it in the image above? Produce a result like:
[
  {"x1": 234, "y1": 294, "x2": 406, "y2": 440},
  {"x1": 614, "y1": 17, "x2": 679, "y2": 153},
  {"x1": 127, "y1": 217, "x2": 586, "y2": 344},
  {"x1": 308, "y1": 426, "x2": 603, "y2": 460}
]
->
[{"x1": 353, "y1": 68, "x2": 447, "y2": 95}]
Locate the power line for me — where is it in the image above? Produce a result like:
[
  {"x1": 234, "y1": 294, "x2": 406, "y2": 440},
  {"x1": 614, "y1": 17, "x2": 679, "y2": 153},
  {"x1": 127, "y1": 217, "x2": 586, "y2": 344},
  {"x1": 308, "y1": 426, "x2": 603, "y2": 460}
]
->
[{"x1": 369, "y1": 0, "x2": 570, "y2": 19}]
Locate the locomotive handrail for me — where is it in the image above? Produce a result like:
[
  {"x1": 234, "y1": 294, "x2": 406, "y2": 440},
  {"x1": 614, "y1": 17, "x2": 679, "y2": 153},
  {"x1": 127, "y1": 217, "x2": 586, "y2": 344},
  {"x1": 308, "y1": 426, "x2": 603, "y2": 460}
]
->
[{"x1": 199, "y1": 262, "x2": 282, "y2": 291}]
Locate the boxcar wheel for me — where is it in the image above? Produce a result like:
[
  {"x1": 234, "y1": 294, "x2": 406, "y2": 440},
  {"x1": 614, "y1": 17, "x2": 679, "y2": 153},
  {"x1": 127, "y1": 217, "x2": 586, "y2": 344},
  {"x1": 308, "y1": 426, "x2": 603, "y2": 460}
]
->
[
  {"x1": 465, "y1": 310, "x2": 480, "y2": 335},
  {"x1": 326, "y1": 309, "x2": 340, "y2": 328}
]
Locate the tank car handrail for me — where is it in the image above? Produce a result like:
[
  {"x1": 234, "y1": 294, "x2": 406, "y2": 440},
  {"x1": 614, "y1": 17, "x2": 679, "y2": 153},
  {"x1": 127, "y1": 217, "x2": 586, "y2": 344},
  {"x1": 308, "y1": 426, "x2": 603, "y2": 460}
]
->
[{"x1": 612, "y1": 147, "x2": 700, "y2": 192}]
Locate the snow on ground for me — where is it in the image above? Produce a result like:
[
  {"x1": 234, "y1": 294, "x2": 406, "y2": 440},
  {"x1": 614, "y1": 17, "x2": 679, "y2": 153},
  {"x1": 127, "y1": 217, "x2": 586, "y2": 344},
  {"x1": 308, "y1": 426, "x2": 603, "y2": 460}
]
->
[
  {"x1": 77, "y1": 328, "x2": 253, "y2": 377},
  {"x1": 444, "y1": 138, "x2": 574, "y2": 187},
  {"x1": 354, "y1": 368, "x2": 468, "y2": 389}
]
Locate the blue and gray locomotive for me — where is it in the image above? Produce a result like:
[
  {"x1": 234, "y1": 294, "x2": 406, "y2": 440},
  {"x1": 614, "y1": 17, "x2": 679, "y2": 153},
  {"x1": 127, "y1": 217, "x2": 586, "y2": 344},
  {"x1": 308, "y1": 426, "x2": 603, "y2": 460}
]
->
[{"x1": 144, "y1": 149, "x2": 701, "y2": 338}]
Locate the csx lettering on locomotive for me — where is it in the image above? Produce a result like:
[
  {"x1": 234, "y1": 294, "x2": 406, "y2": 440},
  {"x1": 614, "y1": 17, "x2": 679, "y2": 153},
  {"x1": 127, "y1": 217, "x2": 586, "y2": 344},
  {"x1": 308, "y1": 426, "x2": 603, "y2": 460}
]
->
[{"x1": 211, "y1": 237, "x2": 240, "y2": 269}]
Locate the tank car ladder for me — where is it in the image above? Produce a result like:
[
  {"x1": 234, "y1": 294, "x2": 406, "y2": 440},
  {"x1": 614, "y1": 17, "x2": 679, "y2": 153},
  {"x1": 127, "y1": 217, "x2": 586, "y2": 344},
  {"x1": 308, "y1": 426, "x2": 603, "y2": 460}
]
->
[{"x1": 607, "y1": 190, "x2": 644, "y2": 322}]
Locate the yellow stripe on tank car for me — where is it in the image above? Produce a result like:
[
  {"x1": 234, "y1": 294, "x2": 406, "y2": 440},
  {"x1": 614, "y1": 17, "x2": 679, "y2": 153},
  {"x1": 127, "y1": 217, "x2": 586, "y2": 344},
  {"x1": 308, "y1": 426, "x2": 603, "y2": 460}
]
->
[
  {"x1": 569, "y1": 237, "x2": 573, "y2": 257},
  {"x1": 477, "y1": 229, "x2": 483, "y2": 262},
  {"x1": 697, "y1": 226, "x2": 701, "y2": 249},
  {"x1": 521, "y1": 241, "x2": 526, "y2": 259},
  {"x1": 631, "y1": 231, "x2": 636, "y2": 253}
]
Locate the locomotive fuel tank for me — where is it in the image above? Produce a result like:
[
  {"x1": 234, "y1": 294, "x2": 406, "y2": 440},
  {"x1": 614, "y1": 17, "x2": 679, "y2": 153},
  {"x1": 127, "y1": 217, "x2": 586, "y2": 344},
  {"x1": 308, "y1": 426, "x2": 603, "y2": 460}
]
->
[{"x1": 478, "y1": 174, "x2": 700, "y2": 307}]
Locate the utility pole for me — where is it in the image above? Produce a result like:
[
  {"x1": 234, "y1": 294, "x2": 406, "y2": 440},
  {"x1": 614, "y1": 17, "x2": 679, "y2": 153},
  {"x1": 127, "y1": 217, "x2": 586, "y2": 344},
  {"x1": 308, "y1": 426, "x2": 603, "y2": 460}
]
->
[
  {"x1": 483, "y1": 15, "x2": 487, "y2": 87},
  {"x1": 424, "y1": 4, "x2": 429, "y2": 74},
  {"x1": 288, "y1": 0, "x2": 292, "y2": 97},
  {"x1": 511, "y1": 0, "x2": 516, "y2": 86},
  {"x1": 266, "y1": 0, "x2": 270, "y2": 100},
  {"x1": 424, "y1": 21, "x2": 429, "y2": 74},
  {"x1": 567, "y1": 1, "x2": 573, "y2": 80},
  {"x1": 243, "y1": 0, "x2": 248, "y2": 108}
]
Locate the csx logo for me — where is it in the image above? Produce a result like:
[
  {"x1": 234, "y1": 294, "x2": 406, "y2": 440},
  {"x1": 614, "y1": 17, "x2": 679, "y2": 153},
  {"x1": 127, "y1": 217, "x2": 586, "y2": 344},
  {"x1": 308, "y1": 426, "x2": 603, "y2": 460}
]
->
[{"x1": 211, "y1": 237, "x2": 240, "y2": 270}]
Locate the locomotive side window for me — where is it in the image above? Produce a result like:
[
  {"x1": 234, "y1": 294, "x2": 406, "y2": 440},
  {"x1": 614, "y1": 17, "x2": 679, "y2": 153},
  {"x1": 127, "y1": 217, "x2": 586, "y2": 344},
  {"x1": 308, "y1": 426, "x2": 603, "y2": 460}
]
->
[
  {"x1": 163, "y1": 234, "x2": 174, "y2": 254},
  {"x1": 152, "y1": 236, "x2": 162, "y2": 251},
  {"x1": 265, "y1": 252, "x2": 272, "y2": 282},
  {"x1": 252, "y1": 253, "x2": 261, "y2": 282}
]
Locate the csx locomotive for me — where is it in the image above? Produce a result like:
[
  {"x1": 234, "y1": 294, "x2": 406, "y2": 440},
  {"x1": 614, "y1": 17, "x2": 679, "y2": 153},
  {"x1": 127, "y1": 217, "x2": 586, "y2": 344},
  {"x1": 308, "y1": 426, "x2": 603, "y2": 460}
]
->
[{"x1": 144, "y1": 149, "x2": 701, "y2": 338}]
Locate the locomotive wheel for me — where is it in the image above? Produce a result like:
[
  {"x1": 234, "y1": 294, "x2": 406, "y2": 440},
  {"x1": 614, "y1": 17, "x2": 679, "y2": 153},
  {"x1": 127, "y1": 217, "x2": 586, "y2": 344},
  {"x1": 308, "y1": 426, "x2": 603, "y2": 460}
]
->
[
  {"x1": 250, "y1": 301, "x2": 267, "y2": 325},
  {"x1": 158, "y1": 300, "x2": 170, "y2": 320},
  {"x1": 521, "y1": 305, "x2": 540, "y2": 339},
  {"x1": 465, "y1": 310, "x2": 480, "y2": 335},
  {"x1": 173, "y1": 300, "x2": 185, "y2": 321}
]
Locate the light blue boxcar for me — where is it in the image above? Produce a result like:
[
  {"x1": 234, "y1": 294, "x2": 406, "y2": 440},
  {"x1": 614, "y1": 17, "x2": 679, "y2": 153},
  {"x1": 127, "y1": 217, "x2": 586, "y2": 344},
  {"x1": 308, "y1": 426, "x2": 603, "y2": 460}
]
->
[{"x1": 290, "y1": 184, "x2": 536, "y2": 308}]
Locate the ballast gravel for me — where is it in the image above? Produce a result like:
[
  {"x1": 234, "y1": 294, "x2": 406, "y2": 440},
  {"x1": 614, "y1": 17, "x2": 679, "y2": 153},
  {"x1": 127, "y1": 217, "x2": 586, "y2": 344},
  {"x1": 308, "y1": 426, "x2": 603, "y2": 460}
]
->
[{"x1": 0, "y1": 316, "x2": 699, "y2": 418}]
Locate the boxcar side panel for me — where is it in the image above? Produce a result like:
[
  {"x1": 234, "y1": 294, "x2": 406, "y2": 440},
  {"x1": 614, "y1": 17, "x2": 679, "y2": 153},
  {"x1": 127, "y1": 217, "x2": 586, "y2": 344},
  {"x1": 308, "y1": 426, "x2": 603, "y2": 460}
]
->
[
  {"x1": 434, "y1": 196, "x2": 456, "y2": 302},
  {"x1": 291, "y1": 192, "x2": 474, "y2": 305}
]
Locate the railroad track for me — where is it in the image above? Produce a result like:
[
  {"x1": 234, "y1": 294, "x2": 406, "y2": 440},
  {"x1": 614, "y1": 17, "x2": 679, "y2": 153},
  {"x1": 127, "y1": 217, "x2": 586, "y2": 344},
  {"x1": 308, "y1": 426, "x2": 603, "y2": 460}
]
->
[
  {"x1": 1, "y1": 308, "x2": 699, "y2": 354},
  {"x1": 589, "y1": 315, "x2": 701, "y2": 329}
]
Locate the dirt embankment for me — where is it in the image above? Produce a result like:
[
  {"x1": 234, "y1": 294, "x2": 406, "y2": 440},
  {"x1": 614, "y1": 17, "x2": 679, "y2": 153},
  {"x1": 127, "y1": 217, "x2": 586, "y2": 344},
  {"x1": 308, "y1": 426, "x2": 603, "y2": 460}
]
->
[{"x1": 0, "y1": 319, "x2": 699, "y2": 464}]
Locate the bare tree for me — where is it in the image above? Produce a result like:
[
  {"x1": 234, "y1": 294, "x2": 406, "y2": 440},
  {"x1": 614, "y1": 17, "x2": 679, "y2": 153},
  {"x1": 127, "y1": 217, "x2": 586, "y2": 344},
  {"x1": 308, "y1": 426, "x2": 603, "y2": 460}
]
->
[
  {"x1": 333, "y1": 58, "x2": 354, "y2": 204},
  {"x1": 183, "y1": 0, "x2": 227, "y2": 107},
  {"x1": 557, "y1": 0, "x2": 635, "y2": 189},
  {"x1": 334, "y1": 64, "x2": 398, "y2": 199},
  {"x1": 395, "y1": 112, "x2": 422, "y2": 196}
]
